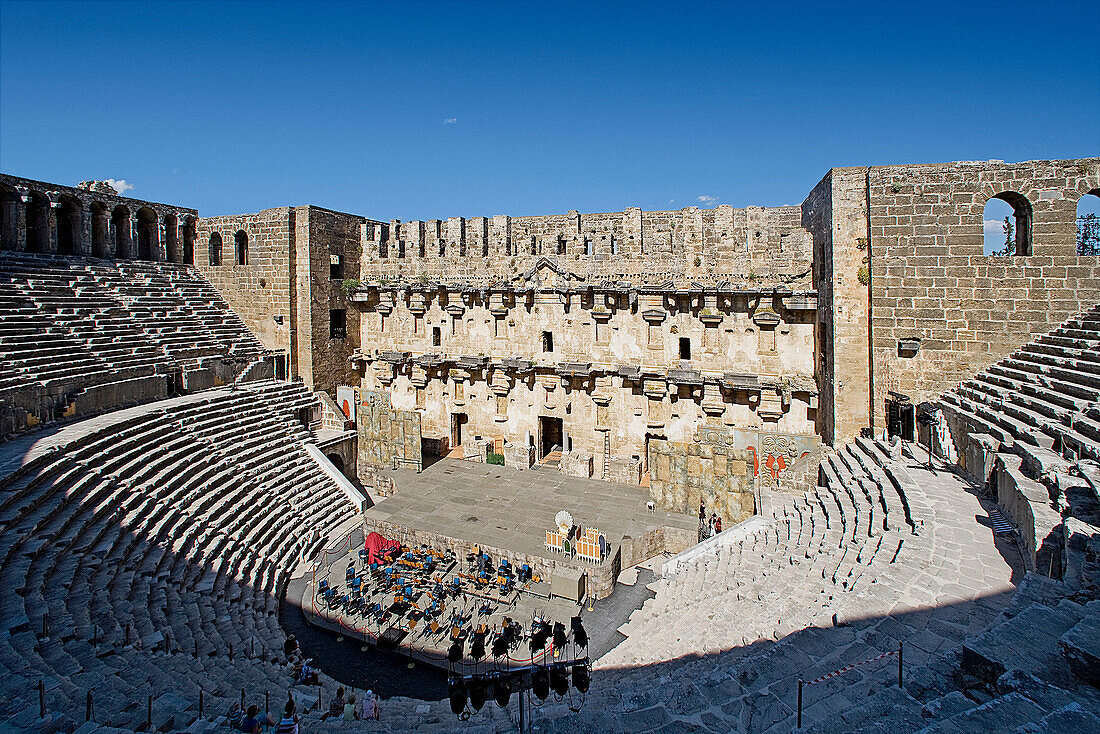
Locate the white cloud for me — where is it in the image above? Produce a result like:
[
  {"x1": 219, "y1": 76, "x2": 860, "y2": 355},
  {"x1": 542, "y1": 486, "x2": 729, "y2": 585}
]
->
[
  {"x1": 669, "y1": 199, "x2": 675, "y2": 204},
  {"x1": 444, "y1": 118, "x2": 457, "y2": 124},
  {"x1": 697, "y1": 194, "x2": 718, "y2": 206},
  {"x1": 105, "y1": 178, "x2": 133, "y2": 194},
  {"x1": 983, "y1": 218, "x2": 1004, "y2": 235}
]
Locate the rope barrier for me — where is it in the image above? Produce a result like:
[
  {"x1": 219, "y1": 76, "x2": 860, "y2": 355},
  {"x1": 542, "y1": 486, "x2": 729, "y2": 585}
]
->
[{"x1": 803, "y1": 648, "x2": 897, "y2": 686}]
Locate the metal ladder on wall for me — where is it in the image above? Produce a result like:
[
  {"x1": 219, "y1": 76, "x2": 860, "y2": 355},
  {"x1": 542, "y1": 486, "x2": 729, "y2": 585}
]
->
[{"x1": 602, "y1": 432, "x2": 611, "y2": 480}]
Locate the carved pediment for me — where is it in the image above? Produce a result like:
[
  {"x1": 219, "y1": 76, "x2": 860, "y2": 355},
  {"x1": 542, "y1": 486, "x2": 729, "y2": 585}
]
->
[{"x1": 511, "y1": 257, "x2": 585, "y2": 290}]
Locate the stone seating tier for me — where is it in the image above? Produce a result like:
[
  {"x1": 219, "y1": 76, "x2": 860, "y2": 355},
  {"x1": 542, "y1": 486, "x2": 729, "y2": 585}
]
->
[
  {"x1": 0, "y1": 252, "x2": 268, "y2": 432},
  {"x1": 0, "y1": 380, "x2": 359, "y2": 730}
]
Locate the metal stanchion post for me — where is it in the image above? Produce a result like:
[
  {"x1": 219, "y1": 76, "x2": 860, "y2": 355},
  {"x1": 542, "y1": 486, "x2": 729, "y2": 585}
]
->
[
  {"x1": 199, "y1": 690, "x2": 204, "y2": 718},
  {"x1": 38, "y1": 680, "x2": 45, "y2": 718},
  {"x1": 147, "y1": 694, "x2": 152, "y2": 730},
  {"x1": 898, "y1": 642, "x2": 903, "y2": 687},
  {"x1": 797, "y1": 679, "x2": 803, "y2": 729},
  {"x1": 86, "y1": 690, "x2": 93, "y2": 722}
]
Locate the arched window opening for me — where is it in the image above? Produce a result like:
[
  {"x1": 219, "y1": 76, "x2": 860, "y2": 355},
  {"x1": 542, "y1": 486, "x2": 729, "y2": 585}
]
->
[
  {"x1": 983, "y1": 192, "x2": 1032, "y2": 256},
  {"x1": 90, "y1": 203, "x2": 108, "y2": 257},
  {"x1": 136, "y1": 208, "x2": 157, "y2": 260},
  {"x1": 234, "y1": 230, "x2": 248, "y2": 265},
  {"x1": 56, "y1": 195, "x2": 81, "y2": 255},
  {"x1": 1, "y1": 185, "x2": 22, "y2": 251},
  {"x1": 164, "y1": 214, "x2": 179, "y2": 263},
  {"x1": 112, "y1": 205, "x2": 132, "y2": 258},
  {"x1": 25, "y1": 192, "x2": 50, "y2": 253},
  {"x1": 1077, "y1": 190, "x2": 1100, "y2": 256},
  {"x1": 209, "y1": 232, "x2": 223, "y2": 266},
  {"x1": 183, "y1": 217, "x2": 196, "y2": 264}
]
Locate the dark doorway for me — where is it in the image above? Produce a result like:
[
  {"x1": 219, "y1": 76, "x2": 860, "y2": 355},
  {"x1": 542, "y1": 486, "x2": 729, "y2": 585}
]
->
[
  {"x1": 136, "y1": 208, "x2": 157, "y2": 260},
  {"x1": 450, "y1": 413, "x2": 467, "y2": 448},
  {"x1": 540, "y1": 416, "x2": 563, "y2": 459},
  {"x1": 886, "y1": 397, "x2": 915, "y2": 442},
  {"x1": 56, "y1": 196, "x2": 80, "y2": 255},
  {"x1": 326, "y1": 453, "x2": 354, "y2": 482}
]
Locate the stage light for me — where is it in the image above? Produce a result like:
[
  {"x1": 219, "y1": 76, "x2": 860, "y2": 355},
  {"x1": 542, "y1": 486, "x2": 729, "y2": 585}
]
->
[
  {"x1": 571, "y1": 616, "x2": 588, "y2": 648},
  {"x1": 449, "y1": 677, "x2": 467, "y2": 715},
  {"x1": 491, "y1": 634, "x2": 508, "y2": 658},
  {"x1": 532, "y1": 667, "x2": 550, "y2": 701},
  {"x1": 448, "y1": 639, "x2": 464, "y2": 664},
  {"x1": 492, "y1": 673, "x2": 511, "y2": 707},
  {"x1": 552, "y1": 622, "x2": 567, "y2": 651},
  {"x1": 572, "y1": 662, "x2": 590, "y2": 693},
  {"x1": 471, "y1": 636, "x2": 485, "y2": 661},
  {"x1": 468, "y1": 675, "x2": 488, "y2": 712},
  {"x1": 550, "y1": 663, "x2": 570, "y2": 696},
  {"x1": 530, "y1": 621, "x2": 550, "y2": 652}
]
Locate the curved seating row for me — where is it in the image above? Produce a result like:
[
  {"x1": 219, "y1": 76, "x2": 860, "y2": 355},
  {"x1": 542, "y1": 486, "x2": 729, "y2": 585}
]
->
[
  {"x1": 0, "y1": 252, "x2": 267, "y2": 435},
  {"x1": 0, "y1": 380, "x2": 358, "y2": 731}
]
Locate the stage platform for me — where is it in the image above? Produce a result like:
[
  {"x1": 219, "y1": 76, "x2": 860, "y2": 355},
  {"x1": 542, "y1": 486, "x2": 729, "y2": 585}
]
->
[
  {"x1": 363, "y1": 458, "x2": 698, "y2": 598},
  {"x1": 299, "y1": 458, "x2": 699, "y2": 672},
  {"x1": 301, "y1": 538, "x2": 585, "y2": 673}
]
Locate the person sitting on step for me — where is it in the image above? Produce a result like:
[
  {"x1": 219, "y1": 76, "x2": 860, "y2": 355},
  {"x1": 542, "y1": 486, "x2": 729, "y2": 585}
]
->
[
  {"x1": 225, "y1": 701, "x2": 244, "y2": 730},
  {"x1": 322, "y1": 687, "x2": 345, "y2": 720},
  {"x1": 238, "y1": 704, "x2": 275, "y2": 733},
  {"x1": 275, "y1": 701, "x2": 299, "y2": 734}
]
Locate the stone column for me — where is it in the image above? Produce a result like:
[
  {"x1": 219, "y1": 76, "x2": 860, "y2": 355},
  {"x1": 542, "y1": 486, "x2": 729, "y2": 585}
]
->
[
  {"x1": 106, "y1": 214, "x2": 117, "y2": 258},
  {"x1": 156, "y1": 220, "x2": 167, "y2": 261},
  {"x1": 128, "y1": 216, "x2": 138, "y2": 259},
  {"x1": 77, "y1": 208, "x2": 91, "y2": 255},
  {"x1": 16, "y1": 195, "x2": 31, "y2": 251},
  {"x1": 46, "y1": 199, "x2": 60, "y2": 254}
]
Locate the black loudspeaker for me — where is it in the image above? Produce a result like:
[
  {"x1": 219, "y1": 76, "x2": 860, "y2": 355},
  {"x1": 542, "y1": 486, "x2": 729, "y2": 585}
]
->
[
  {"x1": 550, "y1": 664, "x2": 570, "y2": 696},
  {"x1": 570, "y1": 616, "x2": 588, "y2": 648},
  {"x1": 552, "y1": 622, "x2": 567, "y2": 651},
  {"x1": 448, "y1": 639, "x2": 464, "y2": 664}
]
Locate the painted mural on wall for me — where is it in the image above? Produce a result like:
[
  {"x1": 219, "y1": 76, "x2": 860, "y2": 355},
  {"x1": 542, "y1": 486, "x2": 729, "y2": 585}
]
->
[
  {"x1": 336, "y1": 385, "x2": 358, "y2": 421},
  {"x1": 695, "y1": 426, "x2": 821, "y2": 494},
  {"x1": 742, "y1": 431, "x2": 820, "y2": 493}
]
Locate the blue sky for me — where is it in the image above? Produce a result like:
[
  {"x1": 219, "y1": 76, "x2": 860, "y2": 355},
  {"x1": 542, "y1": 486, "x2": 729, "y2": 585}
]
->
[{"x1": 1, "y1": 0, "x2": 1097, "y2": 222}]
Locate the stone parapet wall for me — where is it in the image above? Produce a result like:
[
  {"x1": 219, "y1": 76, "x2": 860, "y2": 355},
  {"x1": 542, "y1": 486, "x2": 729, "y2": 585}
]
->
[
  {"x1": 359, "y1": 204, "x2": 814, "y2": 288},
  {"x1": 195, "y1": 208, "x2": 295, "y2": 357}
]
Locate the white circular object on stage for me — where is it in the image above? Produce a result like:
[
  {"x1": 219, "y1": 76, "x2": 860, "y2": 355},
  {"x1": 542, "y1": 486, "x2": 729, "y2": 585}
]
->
[{"x1": 555, "y1": 510, "x2": 574, "y2": 534}]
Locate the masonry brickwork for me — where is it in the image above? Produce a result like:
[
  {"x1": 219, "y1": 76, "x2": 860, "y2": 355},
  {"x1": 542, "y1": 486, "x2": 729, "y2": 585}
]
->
[
  {"x1": 193, "y1": 205, "x2": 382, "y2": 396},
  {"x1": 3, "y1": 156, "x2": 1097, "y2": 512},
  {"x1": 864, "y1": 159, "x2": 1100, "y2": 431}
]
